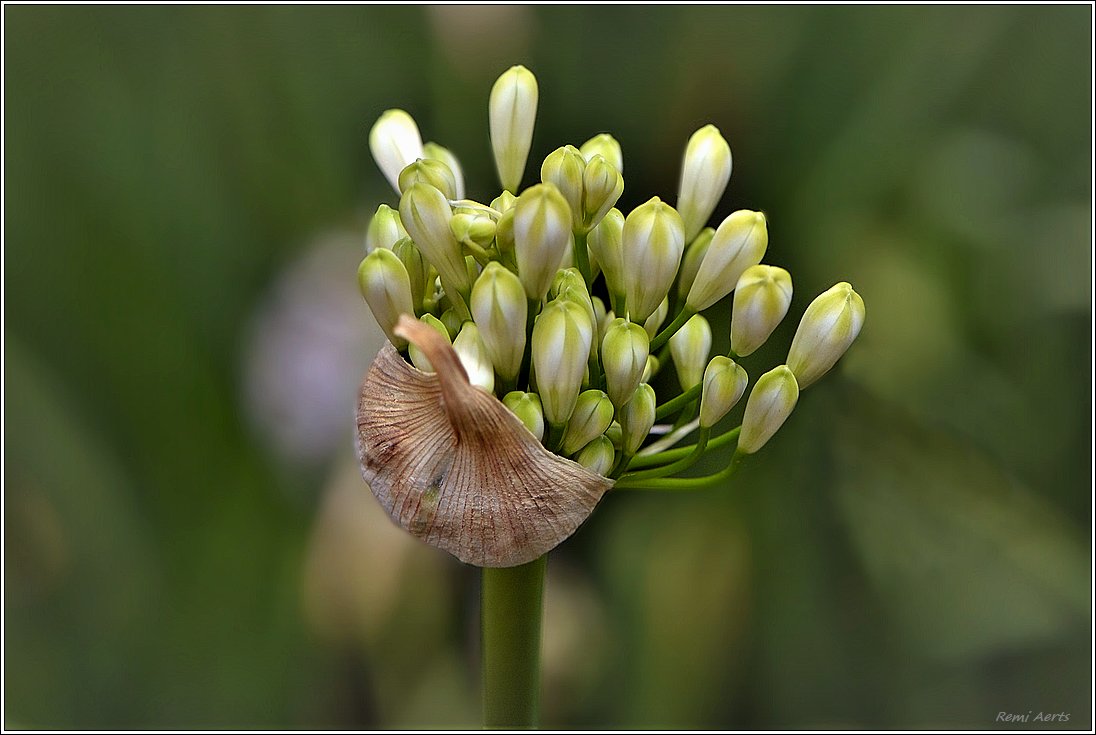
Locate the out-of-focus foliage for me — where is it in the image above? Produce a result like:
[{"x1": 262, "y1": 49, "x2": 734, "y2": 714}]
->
[{"x1": 4, "y1": 5, "x2": 1090, "y2": 729}]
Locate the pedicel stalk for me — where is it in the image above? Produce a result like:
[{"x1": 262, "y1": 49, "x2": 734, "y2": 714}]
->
[{"x1": 356, "y1": 64, "x2": 865, "y2": 729}]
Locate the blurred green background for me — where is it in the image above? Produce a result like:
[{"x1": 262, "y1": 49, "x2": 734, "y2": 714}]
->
[{"x1": 4, "y1": 5, "x2": 1091, "y2": 729}]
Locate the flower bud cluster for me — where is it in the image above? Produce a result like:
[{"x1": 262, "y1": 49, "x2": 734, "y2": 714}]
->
[{"x1": 358, "y1": 65, "x2": 865, "y2": 479}]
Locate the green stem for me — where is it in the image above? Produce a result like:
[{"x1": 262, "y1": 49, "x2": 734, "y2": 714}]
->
[
  {"x1": 617, "y1": 450, "x2": 745, "y2": 490},
  {"x1": 482, "y1": 555, "x2": 547, "y2": 729},
  {"x1": 655, "y1": 383, "x2": 702, "y2": 420},
  {"x1": 620, "y1": 429, "x2": 709, "y2": 482},
  {"x1": 649, "y1": 306, "x2": 695, "y2": 351},
  {"x1": 627, "y1": 426, "x2": 740, "y2": 469},
  {"x1": 573, "y1": 231, "x2": 593, "y2": 286}
]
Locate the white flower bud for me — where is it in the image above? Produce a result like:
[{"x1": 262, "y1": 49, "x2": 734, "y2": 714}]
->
[
  {"x1": 786, "y1": 282, "x2": 865, "y2": 389},
  {"x1": 686, "y1": 209, "x2": 768, "y2": 312},
  {"x1": 640, "y1": 354, "x2": 660, "y2": 384},
  {"x1": 622, "y1": 197, "x2": 685, "y2": 323},
  {"x1": 560, "y1": 390, "x2": 615, "y2": 456},
  {"x1": 503, "y1": 391, "x2": 545, "y2": 442},
  {"x1": 676, "y1": 227, "x2": 715, "y2": 300},
  {"x1": 450, "y1": 212, "x2": 497, "y2": 251},
  {"x1": 738, "y1": 365, "x2": 799, "y2": 454},
  {"x1": 369, "y1": 109, "x2": 425, "y2": 195},
  {"x1": 669, "y1": 313, "x2": 712, "y2": 390},
  {"x1": 573, "y1": 434, "x2": 615, "y2": 476},
  {"x1": 399, "y1": 182, "x2": 472, "y2": 297},
  {"x1": 581, "y1": 155, "x2": 624, "y2": 233},
  {"x1": 470, "y1": 262, "x2": 527, "y2": 382},
  {"x1": 392, "y1": 237, "x2": 426, "y2": 312},
  {"x1": 397, "y1": 158, "x2": 458, "y2": 200},
  {"x1": 619, "y1": 383, "x2": 656, "y2": 455},
  {"x1": 453, "y1": 321, "x2": 494, "y2": 393},
  {"x1": 489, "y1": 65, "x2": 539, "y2": 193},
  {"x1": 357, "y1": 248, "x2": 414, "y2": 349},
  {"x1": 579, "y1": 133, "x2": 623, "y2": 173},
  {"x1": 541, "y1": 145, "x2": 586, "y2": 228},
  {"x1": 365, "y1": 204, "x2": 408, "y2": 253},
  {"x1": 532, "y1": 300, "x2": 594, "y2": 426},
  {"x1": 601, "y1": 317, "x2": 650, "y2": 409},
  {"x1": 677, "y1": 124, "x2": 732, "y2": 242},
  {"x1": 699, "y1": 356, "x2": 748, "y2": 429},
  {"x1": 409, "y1": 313, "x2": 451, "y2": 373},
  {"x1": 422, "y1": 141, "x2": 465, "y2": 199},
  {"x1": 643, "y1": 297, "x2": 669, "y2": 341},
  {"x1": 513, "y1": 183, "x2": 573, "y2": 302},
  {"x1": 491, "y1": 190, "x2": 517, "y2": 214},
  {"x1": 731, "y1": 265, "x2": 793, "y2": 357},
  {"x1": 587, "y1": 208, "x2": 625, "y2": 299}
]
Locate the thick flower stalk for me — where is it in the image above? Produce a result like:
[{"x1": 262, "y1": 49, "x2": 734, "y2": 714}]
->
[{"x1": 355, "y1": 66, "x2": 865, "y2": 728}]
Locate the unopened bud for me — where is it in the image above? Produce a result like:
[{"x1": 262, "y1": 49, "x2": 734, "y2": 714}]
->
[
  {"x1": 622, "y1": 197, "x2": 685, "y2": 322},
  {"x1": 699, "y1": 356, "x2": 748, "y2": 428},
  {"x1": 365, "y1": 204, "x2": 408, "y2": 252},
  {"x1": 392, "y1": 237, "x2": 426, "y2": 312},
  {"x1": 619, "y1": 383, "x2": 656, "y2": 456},
  {"x1": 399, "y1": 183, "x2": 472, "y2": 296},
  {"x1": 643, "y1": 297, "x2": 669, "y2": 340},
  {"x1": 513, "y1": 183, "x2": 573, "y2": 302},
  {"x1": 397, "y1": 158, "x2": 458, "y2": 200},
  {"x1": 489, "y1": 65, "x2": 539, "y2": 193},
  {"x1": 357, "y1": 248, "x2": 414, "y2": 349},
  {"x1": 422, "y1": 141, "x2": 465, "y2": 199},
  {"x1": 369, "y1": 109, "x2": 424, "y2": 195},
  {"x1": 587, "y1": 207, "x2": 625, "y2": 299},
  {"x1": 495, "y1": 207, "x2": 515, "y2": 255},
  {"x1": 641, "y1": 354, "x2": 660, "y2": 384},
  {"x1": 409, "y1": 313, "x2": 451, "y2": 372},
  {"x1": 786, "y1": 282, "x2": 865, "y2": 389},
  {"x1": 579, "y1": 133, "x2": 624, "y2": 173},
  {"x1": 738, "y1": 365, "x2": 799, "y2": 454},
  {"x1": 503, "y1": 391, "x2": 545, "y2": 442},
  {"x1": 450, "y1": 212, "x2": 497, "y2": 251},
  {"x1": 541, "y1": 145, "x2": 586, "y2": 227},
  {"x1": 453, "y1": 321, "x2": 494, "y2": 393},
  {"x1": 491, "y1": 190, "x2": 517, "y2": 214},
  {"x1": 669, "y1": 313, "x2": 712, "y2": 390},
  {"x1": 470, "y1": 262, "x2": 527, "y2": 382},
  {"x1": 676, "y1": 227, "x2": 715, "y2": 300},
  {"x1": 731, "y1": 265, "x2": 793, "y2": 357},
  {"x1": 560, "y1": 390, "x2": 615, "y2": 456},
  {"x1": 686, "y1": 209, "x2": 768, "y2": 312},
  {"x1": 573, "y1": 434, "x2": 615, "y2": 476},
  {"x1": 677, "y1": 124, "x2": 733, "y2": 242},
  {"x1": 581, "y1": 155, "x2": 624, "y2": 233},
  {"x1": 601, "y1": 318, "x2": 649, "y2": 409},
  {"x1": 532, "y1": 300, "x2": 594, "y2": 426}
]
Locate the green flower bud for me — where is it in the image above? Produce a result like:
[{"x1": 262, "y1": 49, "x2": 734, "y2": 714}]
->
[
  {"x1": 676, "y1": 227, "x2": 715, "y2": 300},
  {"x1": 439, "y1": 307, "x2": 462, "y2": 340},
  {"x1": 581, "y1": 155, "x2": 624, "y2": 232},
  {"x1": 641, "y1": 354, "x2": 660, "y2": 384},
  {"x1": 731, "y1": 265, "x2": 793, "y2": 357},
  {"x1": 579, "y1": 132, "x2": 624, "y2": 173},
  {"x1": 587, "y1": 208, "x2": 625, "y2": 299},
  {"x1": 677, "y1": 124, "x2": 733, "y2": 242},
  {"x1": 450, "y1": 211, "x2": 497, "y2": 251},
  {"x1": 489, "y1": 64, "x2": 539, "y2": 193},
  {"x1": 503, "y1": 391, "x2": 545, "y2": 442},
  {"x1": 423, "y1": 141, "x2": 465, "y2": 199},
  {"x1": 560, "y1": 390, "x2": 615, "y2": 456},
  {"x1": 573, "y1": 434, "x2": 615, "y2": 476},
  {"x1": 622, "y1": 197, "x2": 685, "y2": 322},
  {"x1": 392, "y1": 237, "x2": 426, "y2": 313},
  {"x1": 686, "y1": 209, "x2": 768, "y2": 312},
  {"x1": 541, "y1": 145, "x2": 586, "y2": 228},
  {"x1": 495, "y1": 207, "x2": 515, "y2": 255},
  {"x1": 669, "y1": 313, "x2": 712, "y2": 390},
  {"x1": 399, "y1": 182, "x2": 472, "y2": 297},
  {"x1": 738, "y1": 365, "x2": 799, "y2": 454},
  {"x1": 453, "y1": 321, "x2": 494, "y2": 393},
  {"x1": 786, "y1": 282, "x2": 865, "y2": 389},
  {"x1": 619, "y1": 383, "x2": 656, "y2": 455},
  {"x1": 591, "y1": 296, "x2": 608, "y2": 337},
  {"x1": 491, "y1": 190, "x2": 517, "y2": 214},
  {"x1": 397, "y1": 158, "x2": 458, "y2": 200},
  {"x1": 699, "y1": 356, "x2": 748, "y2": 428},
  {"x1": 601, "y1": 317, "x2": 649, "y2": 409},
  {"x1": 532, "y1": 300, "x2": 594, "y2": 426},
  {"x1": 409, "y1": 313, "x2": 451, "y2": 373},
  {"x1": 357, "y1": 248, "x2": 414, "y2": 349},
  {"x1": 643, "y1": 297, "x2": 669, "y2": 340},
  {"x1": 365, "y1": 204, "x2": 408, "y2": 253},
  {"x1": 513, "y1": 183, "x2": 573, "y2": 302},
  {"x1": 470, "y1": 262, "x2": 527, "y2": 382},
  {"x1": 369, "y1": 109, "x2": 424, "y2": 195}
]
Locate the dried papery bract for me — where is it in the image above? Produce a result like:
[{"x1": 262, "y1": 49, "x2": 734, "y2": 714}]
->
[{"x1": 356, "y1": 315, "x2": 614, "y2": 568}]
